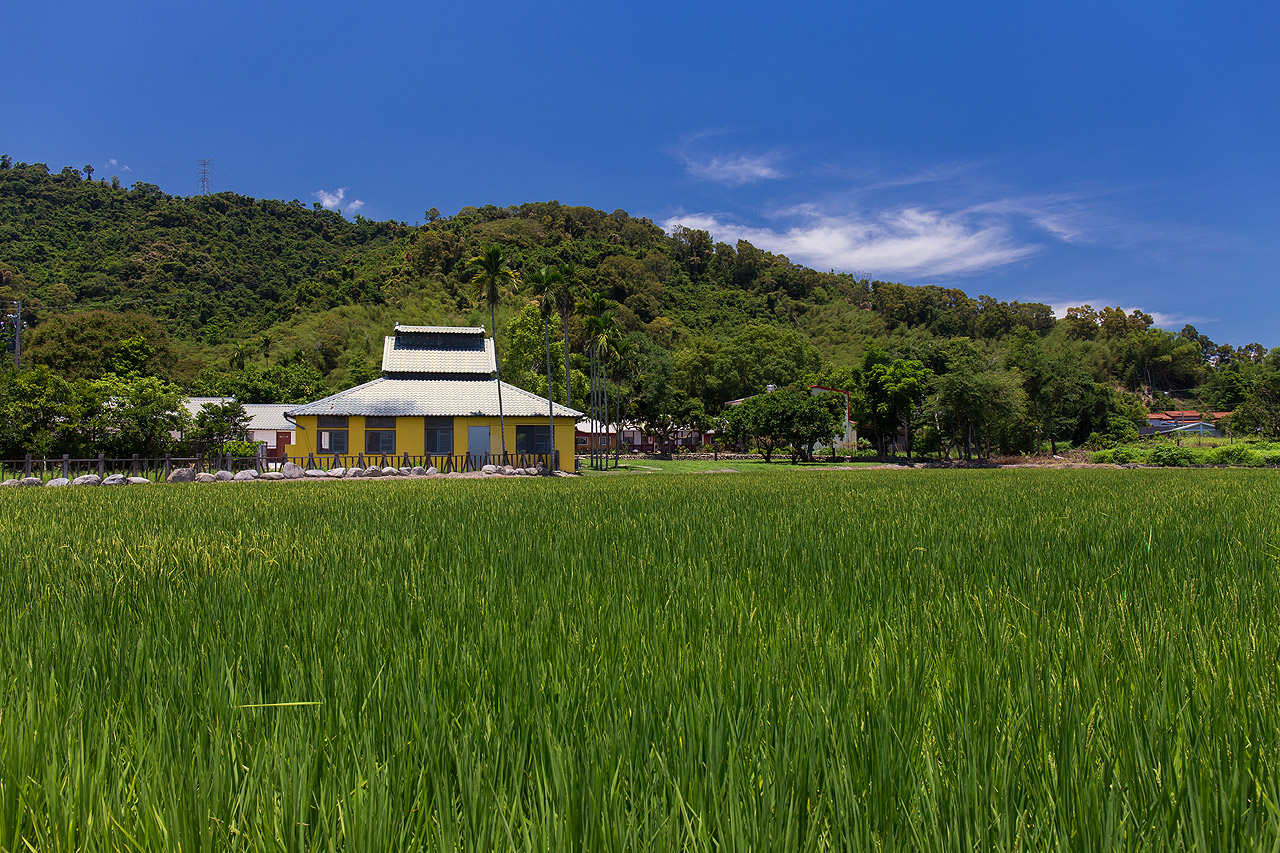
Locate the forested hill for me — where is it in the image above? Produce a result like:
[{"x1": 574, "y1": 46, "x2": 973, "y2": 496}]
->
[{"x1": 2, "y1": 155, "x2": 1278, "y2": 453}]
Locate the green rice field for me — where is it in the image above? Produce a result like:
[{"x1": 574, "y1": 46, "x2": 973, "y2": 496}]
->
[{"x1": 1, "y1": 469, "x2": 1278, "y2": 851}]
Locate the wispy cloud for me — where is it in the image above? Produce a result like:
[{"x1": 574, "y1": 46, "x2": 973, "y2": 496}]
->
[
  {"x1": 1047, "y1": 301, "x2": 1216, "y2": 331},
  {"x1": 313, "y1": 187, "x2": 366, "y2": 216},
  {"x1": 675, "y1": 130, "x2": 786, "y2": 185},
  {"x1": 105, "y1": 158, "x2": 131, "y2": 172},
  {"x1": 663, "y1": 206, "x2": 1040, "y2": 278}
]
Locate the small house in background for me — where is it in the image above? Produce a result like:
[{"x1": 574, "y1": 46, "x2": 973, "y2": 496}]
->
[
  {"x1": 283, "y1": 325, "x2": 580, "y2": 469},
  {"x1": 1143, "y1": 410, "x2": 1233, "y2": 438},
  {"x1": 241, "y1": 404, "x2": 296, "y2": 461},
  {"x1": 180, "y1": 397, "x2": 296, "y2": 459}
]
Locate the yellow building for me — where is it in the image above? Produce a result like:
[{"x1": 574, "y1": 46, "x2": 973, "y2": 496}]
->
[{"x1": 284, "y1": 325, "x2": 579, "y2": 470}]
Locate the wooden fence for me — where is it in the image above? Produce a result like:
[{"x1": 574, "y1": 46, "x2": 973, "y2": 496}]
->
[
  {"x1": 0, "y1": 453, "x2": 262, "y2": 483},
  {"x1": 1, "y1": 449, "x2": 559, "y2": 482},
  {"x1": 286, "y1": 450, "x2": 558, "y2": 473}
]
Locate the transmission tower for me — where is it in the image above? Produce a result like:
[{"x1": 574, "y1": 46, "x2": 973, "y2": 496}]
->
[{"x1": 197, "y1": 158, "x2": 212, "y2": 195}]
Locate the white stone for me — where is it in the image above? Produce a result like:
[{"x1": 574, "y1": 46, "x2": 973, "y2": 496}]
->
[
  {"x1": 214, "y1": 470, "x2": 234, "y2": 482},
  {"x1": 304, "y1": 469, "x2": 330, "y2": 478},
  {"x1": 382, "y1": 466, "x2": 401, "y2": 476},
  {"x1": 411, "y1": 465, "x2": 427, "y2": 476},
  {"x1": 166, "y1": 467, "x2": 196, "y2": 483},
  {"x1": 194, "y1": 472, "x2": 217, "y2": 483},
  {"x1": 101, "y1": 474, "x2": 127, "y2": 486},
  {"x1": 260, "y1": 471, "x2": 286, "y2": 481},
  {"x1": 364, "y1": 465, "x2": 382, "y2": 477},
  {"x1": 46, "y1": 477, "x2": 71, "y2": 487},
  {"x1": 72, "y1": 474, "x2": 102, "y2": 486},
  {"x1": 281, "y1": 461, "x2": 305, "y2": 479},
  {"x1": 19, "y1": 476, "x2": 44, "y2": 486},
  {"x1": 127, "y1": 477, "x2": 151, "y2": 485},
  {"x1": 481, "y1": 464, "x2": 499, "y2": 474},
  {"x1": 233, "y1": 470, "x2": 258, "y2": 481},
  {"x1": 425, "y1": 466, "x2": 438, "y2": 476},
  {"x1": 328, "y1": 467, "x2": 346, "y2": 478}
]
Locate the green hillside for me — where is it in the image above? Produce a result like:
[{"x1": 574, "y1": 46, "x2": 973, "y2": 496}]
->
[{"x1": 2, "y1": 155, "x2": 1277, "y2": 457}]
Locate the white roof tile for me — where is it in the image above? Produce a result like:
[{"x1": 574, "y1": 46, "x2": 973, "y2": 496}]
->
[
  {"x1": 287, "y1": 378, "x2": 580, "y2": 419},
  {"x1": 380, "y1": 335, "x2": 496, "y2": 374}
]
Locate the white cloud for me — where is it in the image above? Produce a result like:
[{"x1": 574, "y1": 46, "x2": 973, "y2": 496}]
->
[
  {"x1": 346, "y1": 199, "x2": 365, "y2": 214},
  {"x1": 313, "y1": 187, "x2": 347, "y2": 210},
  {"x1": 663, "y1": 206, "x2": 1039, "y2": 278}
]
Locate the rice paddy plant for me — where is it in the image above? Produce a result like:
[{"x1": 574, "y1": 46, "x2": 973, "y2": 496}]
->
[{"x1": 0, "y1": 469, "x2": 1278, "y2": 851}]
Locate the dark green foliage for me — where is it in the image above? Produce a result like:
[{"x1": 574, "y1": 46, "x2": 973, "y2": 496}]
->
[
  {"x1": 186, "y1": 400, "x2": 250, "y2": 456},
  {"x1": 0, "y1": 155, "x2": 1275, "y2": 445}
]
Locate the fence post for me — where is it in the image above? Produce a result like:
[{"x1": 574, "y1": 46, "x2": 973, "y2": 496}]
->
[
  {"x1": 197, "y1": 453, "x2": 204, "y2": 473},
  {"x1": 23, "y1": 455, "x2": 31, "y2": 476},
  {"x1": 62, "y1": 454, "x2": 69, "y2": 479},
  {"x1": 131, "y1": 454, "x2": 139, "y2": 476},
  {"x1": 307, "y1": 452, "x2": 314, "y2": 470},
  {"x1": 97, "y1": 454, "x2": 105, "y2": 477},
  {"x1": 164, "y1": 453, "x2": 171, "y2": 479}
]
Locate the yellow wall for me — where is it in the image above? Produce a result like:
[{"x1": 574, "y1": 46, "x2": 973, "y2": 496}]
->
[{"x1": 285, "y1": 415, "x2": 576, "y2": 469}]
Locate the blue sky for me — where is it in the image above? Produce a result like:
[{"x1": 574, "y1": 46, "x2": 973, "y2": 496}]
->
[{"x1": 3, "y1": 1, "x2": 1276, "y2": 345}]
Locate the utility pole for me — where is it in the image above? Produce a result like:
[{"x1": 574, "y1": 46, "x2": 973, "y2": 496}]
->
[
  {"x1": 197, "y1": 158, "x2": 212, "y2": 195},
  {"x1": 13, "y1": 300, "x2": 19, "y2": 369}
]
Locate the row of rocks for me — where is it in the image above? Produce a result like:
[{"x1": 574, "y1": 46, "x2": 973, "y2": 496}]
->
[
  {"x1": 0, "y1": 473, "x2": 152, "y2": 487},
  {"x1": 3, "y1": 460, "x2": 549, "y2": 488}
]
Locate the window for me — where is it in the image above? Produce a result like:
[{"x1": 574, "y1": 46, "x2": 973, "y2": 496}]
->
[
  {"x1": 317, "y1": 416, "x2": 348, "y2": 454},
  {"x1": 516, "y1": 424, "x2": 552, "y2": 454},
  {"x1": 363, "y1": 416, "x2": 396, "y2": 454},
  {"x1": 424, "y1": 417, "x2": 453, "y2": 454}
]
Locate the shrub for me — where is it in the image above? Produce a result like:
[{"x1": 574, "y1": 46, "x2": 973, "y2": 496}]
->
[
  {"x1": 1211, "y1": 444, "x2": 1262, "y2": 467},
  {"x1": 1110, "y1": 446, "x2": 1140, "y2": 465},
  {"x1": 1090, "y1": 449, "x2": 1115, "y2": 464},
  {"x1": 1148, "y1": 444, "x2": 1197, "y2": 467}
]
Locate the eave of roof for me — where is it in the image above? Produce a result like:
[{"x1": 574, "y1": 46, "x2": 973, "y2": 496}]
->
[
  {"x1": 394, "y1": 324, "x2": 486, "y2": 334},
  {"x1": 286, "y1": 377, "x2": 581, "y2": 419}
]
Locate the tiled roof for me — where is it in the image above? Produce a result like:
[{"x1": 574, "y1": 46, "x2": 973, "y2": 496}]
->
[
  {"x1": 287, "y1": 378, "x2": 581, "y2": 419},
  {"x1": 183, "y1": 396, "x2": 231, "y2": 416},
  {"x1": 381, "y1": 335, "x2": 496, "y2": 374},
  {"x1": 393, "y1": 324, "x2": 486, "y2": 334},
  {"x1": 241, "y1": 404, "x2": 296, "y2": 432}
]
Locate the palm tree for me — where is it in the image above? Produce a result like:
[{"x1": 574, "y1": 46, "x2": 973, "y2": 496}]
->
[
  {"x1": 229, "y1": 341, "x2": 249, "y2": 371},
  {"x1": 260, "y1": 332, "x2": 273, "y2": 367},
  {"x1": 554, "y1": 263, "x2": 581, "y2": 408},
  {"x1": 524, "y1": 266, "x2": 564, "y2": 468},
  {"x1": 580, "y1": 292, "x2": 616, "y2": 469},
  {"x1": 468, "y1": 244, "x2": 518, "y2": 462}
]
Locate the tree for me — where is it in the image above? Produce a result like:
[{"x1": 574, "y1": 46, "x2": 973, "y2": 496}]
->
[
  {"x1": 554, "y1": 262, "x2": 581, "y2": 407},
  {"x1": 25, "y1": 311, "x2": 172, "y2": 380},
  {"x1": 84, "y1": 372, "x2": 188, "y2": 457},
  {"x1": 229, "y1": 341, "x2": 249, "y2": 370},
  {"x1": 864, "y1": 358, "x2": 931, "y2": 459},
  {"x1": 187, "y1": 400, "x2": 250, "y2": 455},
  {"x1": 524, "y1": 265, "x2": 565, "y2": 452},
  {"x1": 468, "y1": 244, "x2": 518, "y2": 460}
]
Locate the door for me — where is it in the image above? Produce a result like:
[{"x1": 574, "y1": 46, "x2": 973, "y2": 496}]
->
[{"x1": 467, "y1": 425, "x2": 490, "y2": 469}]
